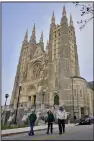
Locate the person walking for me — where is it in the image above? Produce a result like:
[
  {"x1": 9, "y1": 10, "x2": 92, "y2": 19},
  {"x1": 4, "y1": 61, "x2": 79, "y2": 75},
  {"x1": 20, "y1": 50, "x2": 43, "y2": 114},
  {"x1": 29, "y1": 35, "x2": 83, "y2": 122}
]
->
[
  {"x1": 57, "y1": 106, "x2": 66, "y2": 135},
  {"x1": 28, "y1": 110, "x2": 37, "y2": 136},
  {"x1": 46, "y1": 110, "x2": 55, "y2": 134}
]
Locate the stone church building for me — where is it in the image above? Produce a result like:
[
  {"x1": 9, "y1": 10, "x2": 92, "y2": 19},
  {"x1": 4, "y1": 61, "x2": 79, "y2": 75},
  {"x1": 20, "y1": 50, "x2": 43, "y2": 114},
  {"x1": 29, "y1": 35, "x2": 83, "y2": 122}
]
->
[{"x1": 10, "y1": 6, "x2": 93, "y2": 120}]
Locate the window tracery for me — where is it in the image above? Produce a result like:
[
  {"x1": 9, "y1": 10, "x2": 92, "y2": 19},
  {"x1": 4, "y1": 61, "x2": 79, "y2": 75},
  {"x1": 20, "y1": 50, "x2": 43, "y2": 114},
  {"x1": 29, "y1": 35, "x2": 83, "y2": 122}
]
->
[{"x1": 32, "y1": 62, "x2": 43, "y2": 78}]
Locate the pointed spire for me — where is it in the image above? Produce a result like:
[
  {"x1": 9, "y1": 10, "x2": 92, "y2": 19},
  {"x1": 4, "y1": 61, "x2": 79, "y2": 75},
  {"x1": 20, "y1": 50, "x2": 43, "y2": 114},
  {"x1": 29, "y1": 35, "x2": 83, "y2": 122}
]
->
[
  {"x1": 24, "y1": 29, "x2": 28, "y2": 41},
  {"x1": 52, "y1": 11, "x2": 54, "y2": 17},
  {"x1": 70, "y1": 13, "x2": 73, "y2": 26},
  {"x1": 70, "y1": 13, "x2": 72, "y2": 22},
  {"x1": 32, "y1": 23, "x2": 35, "y2": 38},
  {"x1": 22, "y1": 29, "x2": 28, "y2": 45},
  {"x1": 51, "y1": 11, "x2": 55, "y2": 24},
  {"x1": 30, "y1": 23, "x2": 36, "y2": 44},
  {"x1": 40, "y1": 31, "x2": 43, "y2": 43},
  {"x1": 33, "y1": 23, "x2": 35, "y2": 31},
  {"x1": 39, "y1": 30, "x2": 44, "y2": 50},
  {"x1": 61, "y1": 5, "x2": 68, "y2": 25},
  {"x1": 62, "y1": 5, "x2": 66, "y2": 17}
]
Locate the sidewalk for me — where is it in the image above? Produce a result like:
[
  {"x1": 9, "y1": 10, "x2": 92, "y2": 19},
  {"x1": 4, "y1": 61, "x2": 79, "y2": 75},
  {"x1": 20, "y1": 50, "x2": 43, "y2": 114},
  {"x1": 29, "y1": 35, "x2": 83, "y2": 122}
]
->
[{"x1": 1, "y1": 123, "x2": 75, "y2": 137}]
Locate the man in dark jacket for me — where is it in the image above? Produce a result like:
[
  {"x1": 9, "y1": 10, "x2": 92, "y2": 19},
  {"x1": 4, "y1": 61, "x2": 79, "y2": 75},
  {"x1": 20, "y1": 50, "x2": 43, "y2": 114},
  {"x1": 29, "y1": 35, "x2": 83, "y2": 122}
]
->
[
  {"x1": 28, "y1": 110, "x2": 37, "y2": 136},
  {"x1": 46, "y1": 110, "x2": 55, "y2": 134}
]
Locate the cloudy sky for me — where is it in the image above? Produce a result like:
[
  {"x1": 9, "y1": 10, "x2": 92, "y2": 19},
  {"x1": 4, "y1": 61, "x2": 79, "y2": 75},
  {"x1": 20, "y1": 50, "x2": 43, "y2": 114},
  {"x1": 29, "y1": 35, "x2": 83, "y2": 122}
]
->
[{"x1": 2, "y1": 2, "x2": 93, "y2": 105}]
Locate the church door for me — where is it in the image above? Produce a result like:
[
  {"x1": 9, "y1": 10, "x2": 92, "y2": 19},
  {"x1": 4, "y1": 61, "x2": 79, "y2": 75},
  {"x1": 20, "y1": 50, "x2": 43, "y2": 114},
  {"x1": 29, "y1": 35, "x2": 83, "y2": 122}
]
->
[{"x1": 54, "y1": 95, "x2": 59, "y2": 105}]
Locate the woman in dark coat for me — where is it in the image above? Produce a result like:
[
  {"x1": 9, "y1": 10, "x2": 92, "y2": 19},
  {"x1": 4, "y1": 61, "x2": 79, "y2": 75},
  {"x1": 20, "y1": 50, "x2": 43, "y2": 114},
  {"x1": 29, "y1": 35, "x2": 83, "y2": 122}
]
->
[{"x1": 46, "y1": 110, "x2": 55, "y2": 134}]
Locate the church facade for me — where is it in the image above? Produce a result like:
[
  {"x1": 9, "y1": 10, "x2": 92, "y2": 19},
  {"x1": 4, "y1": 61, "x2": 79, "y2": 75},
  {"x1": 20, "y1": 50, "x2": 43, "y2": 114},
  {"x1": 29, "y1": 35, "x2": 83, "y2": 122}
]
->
[{"x1": 10, "y1": 6, "x2": 93, "y2": 120}]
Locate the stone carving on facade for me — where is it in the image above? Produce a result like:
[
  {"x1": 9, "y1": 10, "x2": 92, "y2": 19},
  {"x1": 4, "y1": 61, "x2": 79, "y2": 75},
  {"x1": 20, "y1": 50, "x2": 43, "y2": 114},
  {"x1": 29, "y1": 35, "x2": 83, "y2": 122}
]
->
[
  {"x1": 40, "y1": 70, "x2": 44, "y2": 79},
  {"x1": 32, "y1": 63, "x2": 43, "y2": 78},
  {"x1": 22, "y1": 71, "x2": 26, "y2": 81}
]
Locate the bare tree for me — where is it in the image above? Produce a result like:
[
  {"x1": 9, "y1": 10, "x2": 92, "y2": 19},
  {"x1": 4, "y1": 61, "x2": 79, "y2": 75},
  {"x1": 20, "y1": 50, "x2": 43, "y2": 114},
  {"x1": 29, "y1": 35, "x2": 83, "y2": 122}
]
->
[{"x1": 73, "y1": 2, "x2": 94, "y2": 30}]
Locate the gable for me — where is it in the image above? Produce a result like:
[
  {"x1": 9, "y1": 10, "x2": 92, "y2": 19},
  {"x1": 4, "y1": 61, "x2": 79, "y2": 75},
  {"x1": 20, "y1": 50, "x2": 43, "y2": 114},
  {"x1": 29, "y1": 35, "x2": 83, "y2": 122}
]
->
[{"x1": 32, "y1": 45, "x2": 44, "y2": 59}]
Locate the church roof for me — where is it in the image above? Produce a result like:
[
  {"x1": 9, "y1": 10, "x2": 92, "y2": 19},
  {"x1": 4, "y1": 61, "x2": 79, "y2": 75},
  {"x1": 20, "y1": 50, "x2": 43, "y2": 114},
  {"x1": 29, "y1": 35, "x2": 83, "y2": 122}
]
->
[
  {"x1": 71, "y1": 76, "x2": 94, "y2": 91},
  {"x1": 88, "y1": 81, "x2": 94, "y2": 90},
  {"x1": 70, "y1": 76, "x2": 86, "y2": 81}
]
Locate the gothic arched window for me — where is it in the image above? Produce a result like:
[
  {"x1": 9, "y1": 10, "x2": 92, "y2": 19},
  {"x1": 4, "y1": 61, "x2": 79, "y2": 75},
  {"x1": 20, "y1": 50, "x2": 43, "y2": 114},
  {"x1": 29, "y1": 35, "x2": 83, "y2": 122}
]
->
[
  {"x1": 80, "y1": 90, "x2": 82, "y2": 97},
  {"x1": 32, "y1": 62, "x2": 42, "y2": 78},
  {"x1": 54, "y1": 94, "x2": 59, "y2": 105}
]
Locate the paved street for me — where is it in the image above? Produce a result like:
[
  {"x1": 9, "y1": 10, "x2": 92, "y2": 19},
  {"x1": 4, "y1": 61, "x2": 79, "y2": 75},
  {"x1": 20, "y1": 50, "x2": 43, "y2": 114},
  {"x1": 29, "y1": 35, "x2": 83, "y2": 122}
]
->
[{"x1": 2, "y1": 124, "x2": 93, "y2": 141}]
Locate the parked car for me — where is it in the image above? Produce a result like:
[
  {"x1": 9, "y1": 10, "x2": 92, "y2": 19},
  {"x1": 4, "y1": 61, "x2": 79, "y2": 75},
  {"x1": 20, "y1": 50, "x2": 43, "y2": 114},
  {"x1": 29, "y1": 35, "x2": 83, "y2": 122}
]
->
[
  {"x1": 89, "y1": 115, "x2": 94, "y2": 123},
  {"x1": 79, "y1": 115, "x2": 93, "y2": 125}
]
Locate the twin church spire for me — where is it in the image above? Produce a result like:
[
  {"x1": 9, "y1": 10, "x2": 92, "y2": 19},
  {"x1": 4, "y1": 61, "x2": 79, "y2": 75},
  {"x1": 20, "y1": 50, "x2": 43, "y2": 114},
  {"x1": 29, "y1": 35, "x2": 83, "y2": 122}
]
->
[
  {"x1": 51, "y1": 6, "x2": 73, "y2": 26},
  {"x1": 51, "y1": 5, "x2": 67, "y2": 25},
  {"x1": 51, "y1": 6, "x2": 67, "y2": 25},
  {"x1": 23, "y1": 24, "x2": 36, "y2": 45},
  {"x1": 23, "y1": 24, "x2": 44, "y2": 46},
  {"x1": 23, "y1": 5, "x2": 73, "y2": 45}
]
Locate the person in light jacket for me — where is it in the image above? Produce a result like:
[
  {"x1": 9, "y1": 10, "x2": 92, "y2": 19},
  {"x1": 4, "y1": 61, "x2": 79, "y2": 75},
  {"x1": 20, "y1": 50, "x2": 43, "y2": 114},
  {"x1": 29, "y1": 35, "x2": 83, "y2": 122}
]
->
[{"x1": 57, "y1": 106, "x2": 66, "y2": 134}]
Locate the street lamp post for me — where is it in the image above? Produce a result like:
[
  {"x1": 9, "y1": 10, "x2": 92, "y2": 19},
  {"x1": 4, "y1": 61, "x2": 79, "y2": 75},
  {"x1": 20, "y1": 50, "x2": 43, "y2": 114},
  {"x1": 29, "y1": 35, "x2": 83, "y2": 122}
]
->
[
  {"x1": 33, "y1": 95, "x2": 36, "y2": 111},
  {"x1": 14, "y1": 83, "x2": 22, "y2": 125},
  {"x1": 4, "y1": 94, "x2": 9, "y2": 125},
  {"x1": 41, "y1": 91, "x2": 45, "y2": 112},
  {"x1": 42, "y1": 91, "x2": 45, "y2": 104},
  {"x1": 5, "y1": 94, "x2": 9, "y2": 106}
]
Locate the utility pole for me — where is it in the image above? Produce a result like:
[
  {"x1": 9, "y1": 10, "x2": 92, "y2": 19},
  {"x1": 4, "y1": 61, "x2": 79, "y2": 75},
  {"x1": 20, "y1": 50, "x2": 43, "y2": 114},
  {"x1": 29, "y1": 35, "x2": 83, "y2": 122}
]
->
[{"x1": 4, "y1": 94, "x2": 9, "y2": 125}]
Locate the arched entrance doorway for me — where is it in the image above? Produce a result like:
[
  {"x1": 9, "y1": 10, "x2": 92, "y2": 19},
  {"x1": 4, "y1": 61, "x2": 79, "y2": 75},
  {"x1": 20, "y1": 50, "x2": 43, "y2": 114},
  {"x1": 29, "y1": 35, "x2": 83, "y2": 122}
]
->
[
  {"x1": 54, "y1": 94, "x2": 59, "y2": 105},
  {"x1": 26, "y1": 85, "x2": 37, "y2": 105}
]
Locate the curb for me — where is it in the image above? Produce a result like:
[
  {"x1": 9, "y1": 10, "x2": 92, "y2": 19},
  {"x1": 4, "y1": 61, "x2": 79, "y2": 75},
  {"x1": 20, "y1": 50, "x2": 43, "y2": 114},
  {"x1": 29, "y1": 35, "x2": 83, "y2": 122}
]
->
[
  {"x1": 1, "y1": 124, "x2": 75, "y2": 137},
  {"x1": 1, "y1": 128, "x2": 47, "y2": 137}
]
